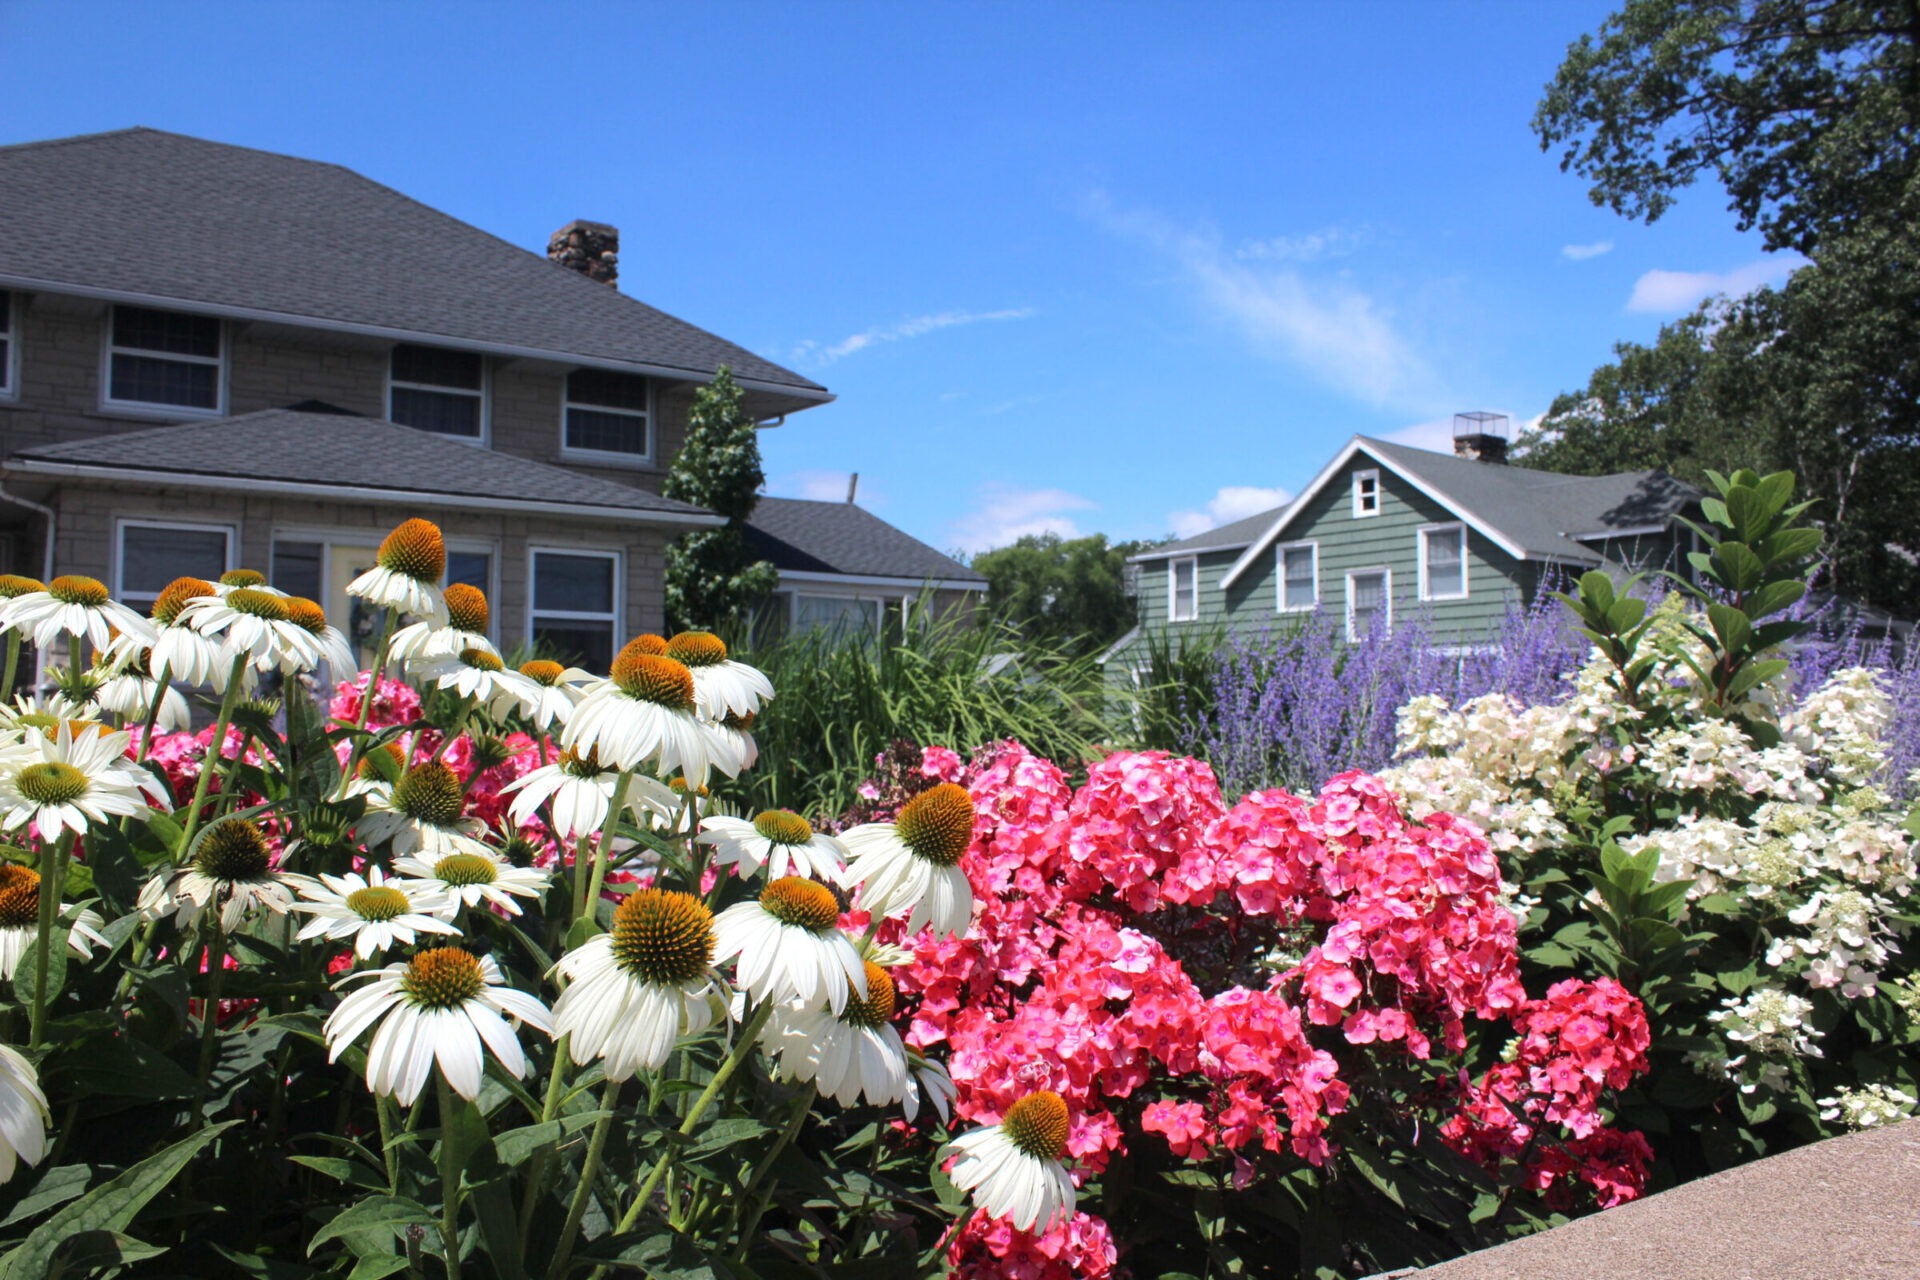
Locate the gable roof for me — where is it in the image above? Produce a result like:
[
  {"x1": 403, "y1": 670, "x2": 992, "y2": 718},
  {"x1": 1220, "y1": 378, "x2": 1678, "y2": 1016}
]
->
[
  {"x1": 744, "y1": 497, "x2": 985, "y2": 588},
  {"x1": 1217, "y1": 435, "x2": 1700, "y2": 589},
  {"x1": 0, "y1": 128, "x2": 828, "y2": 413},
  {"x1": 5, "y1": 408, "x2": 722, "y2": 526}
]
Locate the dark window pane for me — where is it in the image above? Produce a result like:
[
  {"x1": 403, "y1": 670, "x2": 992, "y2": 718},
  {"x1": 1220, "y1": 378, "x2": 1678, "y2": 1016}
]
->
[
  {"x1": 391, "y1": 344, "x2": 483, "y2": 389},
  {"x1": 110, "y1": 353, "x2": 218, "y2": 408},
  {"x1": 533, "y1": 553, "x2": 614, "y2": 614},
  {"x1": 532, "y1": 621, "x2": 613, "y2": 672},
  {"x1": 271, "y1": 541, "x2": 324, "y2": 601},
  {"x1": 0, "y1": 338, "x2": 9, "y2": 393},
  {"x1": 566, "y1": 369, "x2": 650, "y2": 410},
  {"x1": 447, "y1": 551, "x2": 491, "y2": 592},
  {"x1": 113, "y1": 306, "x2": 219, "y2": 357},
  {"x1": 565, "y1": 407, "x2": 649, "y2": 456},
  {"x1": 391, "y1": 386, "x2": 480, "y2": 437},
  {"x1": 123, "y1": 526, "x2": 227, "y2": 598},
  {"x1": 0, "y1": 290, "x2": 10, "y2": 334}
]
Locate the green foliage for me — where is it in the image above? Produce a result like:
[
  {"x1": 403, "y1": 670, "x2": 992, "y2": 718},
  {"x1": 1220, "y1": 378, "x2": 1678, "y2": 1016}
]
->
[
  {"x1": 661, "y1": 367, "x2": 779, "y2": 632},
  {"x1": 971, "y1": 532, "x2": 1158, "y2": 658}
]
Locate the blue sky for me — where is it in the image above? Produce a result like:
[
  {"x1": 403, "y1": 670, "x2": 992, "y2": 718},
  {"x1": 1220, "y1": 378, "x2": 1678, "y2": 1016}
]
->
[{"x1": 0, "y1": 2, "x2": 1794, "y2": 556}]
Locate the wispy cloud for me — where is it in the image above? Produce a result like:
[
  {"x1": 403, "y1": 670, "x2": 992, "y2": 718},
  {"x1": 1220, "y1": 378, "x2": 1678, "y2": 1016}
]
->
[
  {"x1": 1561, "y1": 239, "x2": 1614, "y2": 261},
  {"x1": 1168, "y1": 485, "x2": 1292, "y2": 540},
  {"x1": 1087, "y1": 194, "x2": 1437, "y2": 410},
  {"x1": 1235, "y1": 225, "x2": 1367, "y2": 263},
  {"x1": 1626, "y1": 256, "x2": 1803, "y2": 313},
  {"x1": 947, "y1": 484, "x2": 1097, "y2": 555},
  {"x1": 794, "y1": 308, "x2": 1035, "y2": 367}
]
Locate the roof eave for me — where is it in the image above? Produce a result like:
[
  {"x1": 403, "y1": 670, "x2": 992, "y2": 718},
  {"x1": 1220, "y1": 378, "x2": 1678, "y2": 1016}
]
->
[
  {"x1": 1130, "y1": 541, "x2": 1255, "y2": 563},
  {"x1": 775, "y1": 569, "x2": 987, "y2": 591}
]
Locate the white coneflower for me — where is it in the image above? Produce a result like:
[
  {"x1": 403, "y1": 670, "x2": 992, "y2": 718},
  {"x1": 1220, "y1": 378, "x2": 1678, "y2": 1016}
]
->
[
  {"x1": 283, "y1": 597, "x2": 358, "y2": 680},
  {"x1": 763, "y1": 960, "x2": 909, "y2": 1110},
  {"x1": 177, "y1": 587, "x2": 322, "y2": 673},
  {"x1": 324, "y1": 946, "x2": 552, "y2": 1103},
  {"x1": 288, "y1": 865, "x2": 458, "y2": 960},
  {"x1": 392, "y1": 849, "x2": 549, "y2": 921},
  {"x1": 709, "y1": 710, "x2": 760, "y2": 776},
  {"x1": 563, "y1": 643, "x2": 727, "y2": 784},
  {"x1": 503, "y1": 748, "x2": 675, "y2": 841},
  {"x1": 137, "y1": 818, "x2": 295, "y2": 932},
  {"x1": 392, "y1": 582, "x2": 496, "y2": 669},
  {"x1": 841, "y1": 783, "x2": 977, "y2": 939},
  {"x1": 213, "y1": 568, "x2": 283, "y2": 595},
  {"x1": 514, "y1": 659, "x2": 587, "y2": 732},
  {"x1": 340, "y1": 740, "x2": 407, "y2": 802},
  {"x1": 0, "y1": 722, "x2": 170, "y2": 842},
  {"x1": 713, "y1": 876, "x2": 866, "y2": 1015},
  {"x1": 411, "y1": 648, "x2": 542, "y2": 720},
  {"x1": 0, "y1": 864, "x2": 108, "y2": 979},
  {"x1": 347, "y1": 519, "x2": 448, "y2": 624},
  {"x1": 0, "y1": 575, "x2": 153, "y2": 652},
  {"x1": 0, "y1": 1044, "x2": 49, "y2": 1185},
  {"x1": 946, "y1": 1090, "x2": 1077, "y2": 1233},
  {"x1": 92, "y1": 647, "x2": 190, "y2": 732},
  {"x1": 698, "y1": 810, "x2": 847, "y2": 883},
  {"x1": 356, "y1": 761, "x2": 490, "y2": 858},
  {"x1": 144, "y1": 577, "x2": 240, "y2": 691},
  {"x1": 664, "y1": 631, "x2": 773, "y2": 721},
  {"x1": 551, "y1": 888, "x2": 719, "y2": 1079},
  {"x1": 905, "y1": 1049, "x2": 956, "y2": 1125}
]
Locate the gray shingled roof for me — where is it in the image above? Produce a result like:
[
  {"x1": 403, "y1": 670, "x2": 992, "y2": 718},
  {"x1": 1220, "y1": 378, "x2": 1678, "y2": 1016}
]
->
[
  {"x1": 6, "y1": 408, "x2": 721, "y2": 525},
  {"x1": 1135, "y1": 502, "x2": 1290, "y2": 560},
  {"x1": 745, "y1": 497, "x2": 985, "y2": 585},
  {"x1": 0, "y1": 129, "x2": 827, "y2": 409}
]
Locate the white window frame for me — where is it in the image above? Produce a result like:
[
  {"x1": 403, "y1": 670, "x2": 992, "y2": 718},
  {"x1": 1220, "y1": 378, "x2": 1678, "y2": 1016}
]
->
[
  {"x1": 387, "y1": 344, "x2": 489, "y2": 446},
  {"x1": 1345, "y1": 566, "x2": 1392, "y2": 642},
  {"x1": 114, "y1": 517, "x2": 235, "y2": 607},
  {"x1": 1275, "y1": 540, "x2": 1319, "y2": 613},
  {"x1": 527, "y1": 545, "x2": 623, "y2": 658},
  {"x1": 101, "y1": 305, "x2": 226, "y2": 418},
  {"x1": 559, "y1": 369, "x2": 654, "y2": 468},
  {"x1": 0, "y1": 290, "x2": 16, "y2": 402},
  {"x1": 1168, "y1": 556, "x2": 1199, "y2": 622},
  {"x1": 1351, "y1": 468, "x2": 1381, "y2": 518},
  {"x1": 1418, "y1": 522, "x2": 1470, "y2": 601}
]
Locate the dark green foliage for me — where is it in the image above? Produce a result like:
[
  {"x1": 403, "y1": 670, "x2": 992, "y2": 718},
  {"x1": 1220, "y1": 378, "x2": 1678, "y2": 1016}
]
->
[
  {"x1": 662, "y1": 367, "x2": 779, "y2": 633},
  {"x1": 971, "y1": 533, "x2": 1159, "y2": 658}
]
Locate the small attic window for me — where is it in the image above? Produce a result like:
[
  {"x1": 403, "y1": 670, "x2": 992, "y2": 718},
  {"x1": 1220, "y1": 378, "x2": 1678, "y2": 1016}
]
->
[{"x1": 1352, "y1": 469, "x2": 1380, "y2": 518}]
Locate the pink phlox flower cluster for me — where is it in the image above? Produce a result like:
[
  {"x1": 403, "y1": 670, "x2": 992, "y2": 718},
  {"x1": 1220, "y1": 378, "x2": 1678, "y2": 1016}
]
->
[
  {"x1": 920, "y1": 745, "x2": 967, "y2": 783},
  {"x1": 327, "y1": 673, "x2": 421, "y2": 731},
  {"x1": 948, "y1": 1210, "x2": 1117, "y2": 1280},
  {"x1": 1065, "y1": 751, "x2": 1226, "y2": 912}
]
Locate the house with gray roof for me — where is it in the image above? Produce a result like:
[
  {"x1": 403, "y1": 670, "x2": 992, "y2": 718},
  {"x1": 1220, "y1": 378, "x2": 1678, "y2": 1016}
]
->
[
  {"x1": 1102, "y1": 415, "x2": 1700, "y2": 677},
  {"x1": 744, "y1": 496, "x2": 984, "y2": 637},
  {"x1": 0, "y1": 127, "x2": 960, "y2": 669}
]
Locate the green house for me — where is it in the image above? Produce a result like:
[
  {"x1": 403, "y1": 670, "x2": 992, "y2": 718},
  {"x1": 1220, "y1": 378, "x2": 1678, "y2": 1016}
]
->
[{"x1": 1102, "y1": 418, "x2": 1701, "y2": 679}]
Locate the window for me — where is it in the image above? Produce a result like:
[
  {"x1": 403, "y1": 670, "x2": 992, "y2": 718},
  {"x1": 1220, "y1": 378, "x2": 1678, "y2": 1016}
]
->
[
  {"x1": 1346, "y1": 568, "x2": 1391, "y2": 641},
  {"x1": 0, "y1": 290, "x2": 13, "y2": 398},
  {"x1": 106, "y1": 306, "x2": 222, "y2": 412},
  {"x1": 390, "y1": 344, "x2": 485, "y2": 440},
  {"x1": 270, "y1": 540, "x2": 325, "y2": 601},
  {"x1": 1419, "y1": 524, "x2": 1468, "y2": 600},
  {"x1": 794, "y1": 594, "x2": 883, "y2": 638},
  {"x1": 530, "y1": 549, "x2": 619, "y2": 671},
  {"x1": 117, "y1": 520, "x2": 232, "y2": 608},
  {"x1": 563, "y1": 369, "x2": 652, "y2": 462},
  {"x1": 1169, "y1": 557, "x2": 1199, "y2": 622},
  {"x1": 1352, "y1": 469, "x2": 1381, "y2": 517},
  {"x1": 1278, "y1": 541, "x2": 1318, "y2": 612}
]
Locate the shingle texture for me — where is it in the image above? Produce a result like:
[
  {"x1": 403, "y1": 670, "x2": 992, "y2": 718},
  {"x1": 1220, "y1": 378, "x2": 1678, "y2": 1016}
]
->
[
  {"x1": 745, "y1": 497, "x2": 984, "y2": 584},
  {"x1": 7, "y1": 408, "x2": 717, "y2": 520},
  {"x1": 0, "y1": 128, "x2": 825, "y2": 399}
]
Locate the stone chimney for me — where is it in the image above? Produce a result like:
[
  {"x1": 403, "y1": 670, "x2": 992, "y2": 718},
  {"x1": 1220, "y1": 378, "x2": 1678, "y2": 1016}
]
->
[
  {"x1": 548, "y1": 220, "x2": 619, "y2": 288},
  {"x1": 1452, "y1": 411, "x2": 1510, "y2": 464}
]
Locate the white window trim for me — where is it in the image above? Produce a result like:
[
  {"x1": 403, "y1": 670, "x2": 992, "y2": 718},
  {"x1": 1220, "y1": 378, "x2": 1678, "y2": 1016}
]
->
[
  {"x1": 114, "y1": 517, "x2": 236, "y2": 605},
  {"x1": 100, "y1": 306, "x2": 227, "y2": 419},
  {"x1": 527, "y1": 545, "x2": 624, "y2": 654},
  {"x1": 1351, "y1": 468, "x2": 1381, "y2": 518},
  {"x1": 1168, "y1": 556, "x2": 1199, "y2": 623},
  {"x1": 1345, "y1": 566, "x2": 1392, "y2": 642},
  {"x1": 1275, "y1": 539, "x2": 1318, "y2": 613},
  {"x1": 0, "y1": 290, "x2": 16, "y2": 402},
  {"x1": 387, "y1": 345, "x2": 490, "y2": 447},
  {"x1": 559, "y1": 371, "x2": 655, "y2": 469},
  {"x1": 1418, "y1": 522, "x2": 1470, "y2": 601}
]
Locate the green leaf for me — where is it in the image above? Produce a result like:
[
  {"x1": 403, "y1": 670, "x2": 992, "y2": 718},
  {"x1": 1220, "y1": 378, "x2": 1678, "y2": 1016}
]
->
[
  {"x1": 346, "y1": 1256, "x2": 411, "y2": 1280},
  {"x1": 43, "y1": 1033, "x2": 198, "y2": 1100},
  {"x1": 492, "y1": 1110, "x2": 614, "y2": 1168},
  {"x1": 1577, "y1": 571, "x2": 1616, "y2": 614},
  {"x1": 45, "y1": 1230, "x2": 169, "y2": 1273},
  {"x1": 1745, "y1": 579, "x2": 1806, "y2": 621},
  {"x1": 1713, "y1": 542, "x2": 1764, "y2": 591},
  {"x1": 0, "y1": 1163, "x2": 90, "y2": 1228},
  {"x1": 1700, "y1": 496, "x2": 1731, "y2": 528},
  {"x1": 12, "y1": 934, "x2": 67, "y2": 1022},
  {"x1": 287, "y1": 1155, "x2": 389, "y2": 1193},
  {"x1": 0, "y1": 1121, "x2": 235, "y2": 1280},
  {"x1": 1603, "y1": 596, "x2": 1647, "y2": 635},
  {"x1": 306, "y1": 1196, "x2": 435, "y2": 1256},
  {"x1": 1706, "y1": 603, "x2": 1752, "y2": 655},
  {"x1": 1726, "y1": 659, "x2": 1790, "y2": 701},
  {"x1": 1757, "y1": 527, "x2": 1822, "y2": 564}
]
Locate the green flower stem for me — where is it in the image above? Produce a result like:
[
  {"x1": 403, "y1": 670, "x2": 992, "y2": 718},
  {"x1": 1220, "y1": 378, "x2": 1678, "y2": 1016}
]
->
[
  {"x1": 437, "y1": 1073, "x2": 466, "y2": 1280},
  {"x1": 514, "y1": 1035, "x2": 573, "y2": 1255},
  {"x1": 0, "y1": 629, "x2": 20, "y2": 705},
  {"x1": 193, "y1": 924, "x2": 228, "y2": 1129},
  {"x1": 592, "y1": 1000, "x2": 777, "y2": 1279},
  {"x1": 378, "y1": 1094, "x2": 403, "y2": 1195},
  {"x1": 27, "y1": 830, "x2": 75, "y2": 1050},
  {"x1": 136, "y1": 658, "x2": 173, "y2": 762},
  {"x1": 577, "y1": 771, "x2": 633, "y2": 925},
  {"x1": 730, "y1": 1087, "x2": 811, "y2": 1258},
  {"x1": 922, "y1": 1205, "x2": 977, "y2": 1269},
  {"x1": 177, "y1": 653, "x2": 250, "y2": 860},
  {"x1": 544, "y1": 1076, "x2": 623, "y2": 1280},
  {"x1": 338, "y1": 606, "x2": 400, "y2": 795}
]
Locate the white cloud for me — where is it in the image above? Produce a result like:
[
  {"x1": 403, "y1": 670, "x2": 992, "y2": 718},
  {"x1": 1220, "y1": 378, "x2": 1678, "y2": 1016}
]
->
[
  {"x1": 767, "y1": 469, "x2": 863, "y2": 503},
  {"x1": 1236, "y1": 226, "x2": 1366, "y2": 263},
  {"x1": 794, "y1": 308, "x2": 1035, "y2": 366},
  {"x1": 947, "y1": 485, "x2": 1097, "y2": 554},
  {"x1": 1167, "y1": 484, "x2": 1292, "y2": 539},
  {"x1": 1087, "y1": 194, "x2": 1436, "y2": 410},
  {"x1": 1626, "y1": 257, "x2": 1803, "y2": 313},
  {"x1": 1561, "y1": 239, "x2": 1614, "y2": 261}
]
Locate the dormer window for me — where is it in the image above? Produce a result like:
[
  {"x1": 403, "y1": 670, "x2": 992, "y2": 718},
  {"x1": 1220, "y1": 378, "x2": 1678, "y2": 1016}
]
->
[
  {"x1": 106, "y1": 305, "x2": 223, "y2": 413},
  {"x1": 390, "y1": 344, "x2": 485, "y2": 440},
  {"x1": 1352, "y1": 468, "x2": 1380, "y2": 518},
  {"x1": 562, "y1": 368, "x2": 652, "y2": 463}
]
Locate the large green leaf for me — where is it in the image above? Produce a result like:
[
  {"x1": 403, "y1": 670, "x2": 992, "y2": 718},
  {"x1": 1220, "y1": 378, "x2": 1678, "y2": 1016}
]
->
[{"x1": 306, "y1": 1195, "x2": 435, "y2": 1256}]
